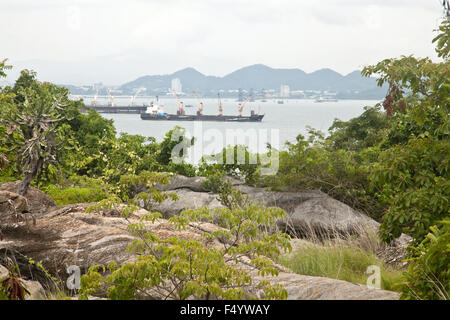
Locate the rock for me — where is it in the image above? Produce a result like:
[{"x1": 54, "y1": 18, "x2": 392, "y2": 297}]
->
[
  {"x1": 0, "y1": 203, "x2": 399, "y2": 300},
  {"x1": 0, "y1": 252, "x2": 47, "y2": 300},
  {"x1": 155, "y1": 174, "x2": 245, "y2": 193},
  {"x1": 0, "y1": 190, "x2": 28, "y2": 213},
  {"x1": 153, "y1": 178, "x2": 379, "y2": 238},
  {"x1": 0, "y1": 182, "x2": 55, "y2": 215},
  {"x1": 0, "y1": 191, "x2": 29, "y2": 226},
  {"x1": 274, "y1": 195, "x2": 380, "y2": 238},
  {"x1": 250, "y1": 271, "x2": 399, "y2": 300},
  {"x1": 153, "y1": 189, "x2": 224, "y2": 218},
  {"x1": 22, "y1": 279, "x2": 46, "y2": 300},
  {"x1": 0, "y1": 264, "x2": 8, "y2": 279},
  {"x1": 156, "y1": 175, "x2": 208, "y2": 192}
]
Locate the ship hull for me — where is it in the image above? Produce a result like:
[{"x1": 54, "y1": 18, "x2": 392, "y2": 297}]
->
[
  {"x1": 82, "y1": 106, "x2": 147, "y2": 114},
  {"x1": 140, "y1": 113, "x2": 264, "y2": 122}
]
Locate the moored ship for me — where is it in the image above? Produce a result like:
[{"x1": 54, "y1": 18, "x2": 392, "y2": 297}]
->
[{"x1": 140, "y1": 95, "x2": 264, "y2": 122}]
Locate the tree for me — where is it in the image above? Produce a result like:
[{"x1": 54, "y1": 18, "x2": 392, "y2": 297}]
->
[
  {"x1": 362, "y1": 17, "x2": 449, "y2": 244},
  {"x1": 0, "y1": 70, "x2": 69, "y2": 195},
  {"x1": 0, "y1": 59, "x2": 12, "y2": 172}
]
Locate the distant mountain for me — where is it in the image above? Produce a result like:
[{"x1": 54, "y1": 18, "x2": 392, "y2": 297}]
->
[{"x1": 120, "y1": 64, "x2": 384, "y2": 97}]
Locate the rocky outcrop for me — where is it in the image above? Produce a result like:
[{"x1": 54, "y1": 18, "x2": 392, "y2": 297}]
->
[
  {"x1": 155, "y1": 174, "x2": 245, "y2": 193},
  {"x1": 0, "y1": 182, "x2": 55, "y2": 215},
  {"x1": 0, "y1": 202, "x2": 399, "y2": 300},
  {"x1": 153, "y1": 175, "x2": 380, "y2": 238}
]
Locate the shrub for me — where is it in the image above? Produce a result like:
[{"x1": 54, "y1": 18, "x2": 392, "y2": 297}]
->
[
  {"x1": 42, "y1": 176, "x2": 109, "y2": 205},
  {"x1": 401, "y1": 219, "x2": 450, "y2": 300},
  {"x1": 79, "y1": 179, "x2": 291, "y2": 300}
]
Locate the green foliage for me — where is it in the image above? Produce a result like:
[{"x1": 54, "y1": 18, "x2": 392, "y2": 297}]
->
[
  {"x1": 156, "y1": 126, "x2": 196, "y2": 174},
  {"x1": 327, "y1": 105, "x2": 389, "y2": 151},
  {"x1": 0, "y1": 70, "x2": 74, "y2": 194},
  {"x1": 362, "y1": 19, "x2": 449, "y2": 299},
  {"x1": 0, "y1": 65, "x2": 196, "y2": 189},
  {"x1": 199, "y1": 144, "x2": 261, "y2": 185},
  {"x1": 0, "y1": 58, "x2": 12, "y2": 79},
  {"x1": 278, "y1": 243, "x2": 405, "y2": 292},
  {"x1": 363, "y1": 19, "x2": 449, "y2": 244},
  {"x1": 201, "y1": 169, "x2": 228, "y2": 193},
  {"x1": 41, "y1": 176, "x2": 110, "y2": 205},
  {"x1": 262, "y1": 133, "x2": 385, "y2": 220},
  {"x1": 373, "y1": 137, "x2": 449, "y2": 243},
  {"x1": 401, "y1": 219, "x2": 450, "y2": 300},
  {"x1": 433, "y1": 18, "x2": 449, "y2": 60},
  {"x1": 79, "y1": 181, "x2": 291, "y2": 300}
]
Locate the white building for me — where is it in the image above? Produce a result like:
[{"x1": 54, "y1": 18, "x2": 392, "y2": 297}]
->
[
  {"x1": 171, "y1": 78, "x2": 182, "y2": 93},
  {"x1": 280, "y1": 84, "x2": 290, "y2": 98}
]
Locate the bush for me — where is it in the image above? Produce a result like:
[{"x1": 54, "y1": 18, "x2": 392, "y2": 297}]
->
[
  {"x1": 79, "y1": 179, "x2": 291, "y2": 300},
  {"x1": 42, "y1": 176, "x2": 109, "y2": 205},
  {"x1": 401, "y1": 219, "x2": 450, "y2": 300}
]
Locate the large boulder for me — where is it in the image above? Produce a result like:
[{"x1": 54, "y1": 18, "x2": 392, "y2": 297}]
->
[
  {"x1": 153, "y1": 176, "x2": 379, "y2": 238},
  {"x1": 0, "y1": 203, "x2": 399, "y2": 300},
  {"x1": 155, "y1": 174, "x2": 245, "y2": 193},
  {"x1": 0, "y1": 182, "x2": 55, "y2": 215},
  {"x1": 153, "y1": 189, "x2": 224, "y2": 218}
]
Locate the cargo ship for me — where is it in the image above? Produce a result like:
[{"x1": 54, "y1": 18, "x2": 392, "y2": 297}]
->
[
  {"x1": 140, "y1": 95, "x2": 264, "y2": 122},
  {"x1": 88, "y1": 105, "x2": 147, "y2": 113},
  {"x1": 84, "y1": 88, "x2": 147, "y2": 113}
]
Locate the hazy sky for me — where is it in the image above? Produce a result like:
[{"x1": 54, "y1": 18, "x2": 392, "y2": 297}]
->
[{"x1": 0, "y1": 0, "x2": 446, "y2": 85}]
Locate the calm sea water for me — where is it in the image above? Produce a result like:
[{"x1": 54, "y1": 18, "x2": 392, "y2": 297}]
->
[{"x1": 93, "y1": 97, "x2": 380, "y2": 162}]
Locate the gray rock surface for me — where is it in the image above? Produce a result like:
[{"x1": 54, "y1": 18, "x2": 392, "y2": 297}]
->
[
  {"x1": 153, "y1": 176, "x2": 379, "y2": 238},
  {"x1": 0, "y1": 182, "x2": 55, "y2": 215}
]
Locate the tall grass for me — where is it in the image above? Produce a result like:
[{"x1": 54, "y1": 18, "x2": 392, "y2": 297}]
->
[
  {"x1": 278, "y1": 243, "x2": 405, "y2": 291},
  {"x1": 276, "y1": 221, "x2": 407, "y2": 292}
]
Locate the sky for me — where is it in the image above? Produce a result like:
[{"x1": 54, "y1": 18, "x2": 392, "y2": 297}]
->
[{"x1": 0, "y1": 0, "x2": 446, "y2": 85}]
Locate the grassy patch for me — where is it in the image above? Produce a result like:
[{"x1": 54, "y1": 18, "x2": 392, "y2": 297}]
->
[
  {"x1": 278, "y1": 242, "x2": 405, "y2": 292},
  {"x1": 41, "y1": 175, "x2": 110, "y2": 205}
]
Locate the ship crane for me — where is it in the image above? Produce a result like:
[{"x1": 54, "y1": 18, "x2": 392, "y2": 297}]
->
[
  {"x1": 130, "y1": 87, "x2": 144, "y2": 106},
  {"x1": 238, "y1": 95, "x2": 251, "y2": 117},
  {"x1": 218, "y1": 93, "x2": 223, "y2": 116},
  {"x1": 194, "y1": 92, "x2": 203, "y2": 116},
  {"x1": 91, "y1": 88, "x2": 99, "y2": 107},
  {"x1": 172, "y1": 89, "x2": 185, "y2": 115},
  {"x1": 106, "y1": 88, "x2": 115, "y2": 107}
]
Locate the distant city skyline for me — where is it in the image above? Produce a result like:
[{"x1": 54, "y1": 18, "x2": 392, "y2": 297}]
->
[{"x1": 1, "y1": 0, "x2": 445, "y2": 85}]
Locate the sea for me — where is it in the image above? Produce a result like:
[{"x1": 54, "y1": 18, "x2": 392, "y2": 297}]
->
[{"x1": 83, "y1": 97, "x2": 381, "y2": 164}]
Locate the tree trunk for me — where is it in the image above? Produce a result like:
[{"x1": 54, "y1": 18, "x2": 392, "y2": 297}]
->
[
  {"x1": 17, "y1": 158, "x2": 43, "y2": 196},
  {"x1": 17, "y1": 173, "x2": 34, "y2": 196}
]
